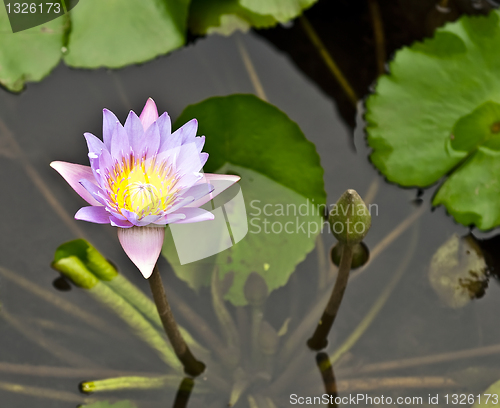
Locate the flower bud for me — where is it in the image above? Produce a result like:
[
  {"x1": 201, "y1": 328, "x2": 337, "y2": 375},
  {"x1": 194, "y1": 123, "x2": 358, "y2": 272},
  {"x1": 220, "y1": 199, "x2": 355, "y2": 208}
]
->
[
  {"x1": 328, "y1": 189, "x2": 371, "y2": 246},
  {"x1": 244, "y1": 272, "x2": 269, "y2": 307}
]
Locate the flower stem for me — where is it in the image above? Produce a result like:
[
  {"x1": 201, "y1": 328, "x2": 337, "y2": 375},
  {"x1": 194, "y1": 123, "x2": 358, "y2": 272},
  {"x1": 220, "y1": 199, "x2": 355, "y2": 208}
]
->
[
  {"x1": 307, "y1": 244, "x2": 354, "y2": 351},
  {"x1": 148, "y1": 265, "x2": 205, "y2": 377}
]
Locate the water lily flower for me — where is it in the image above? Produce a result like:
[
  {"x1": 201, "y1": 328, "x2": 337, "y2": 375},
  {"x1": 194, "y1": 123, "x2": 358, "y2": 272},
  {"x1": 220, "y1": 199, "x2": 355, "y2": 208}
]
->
[{"x1": 51, "y1": 98, "x2": 240, "y2": 279}]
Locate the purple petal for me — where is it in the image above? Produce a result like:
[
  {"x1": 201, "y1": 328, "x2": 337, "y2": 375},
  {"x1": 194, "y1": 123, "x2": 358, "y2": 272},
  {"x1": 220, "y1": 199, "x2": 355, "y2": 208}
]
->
[
  {"x1": 178, "y1": 183, "x2": 215, "y2": 202},
  {"x1": 177, "y1": 118, "x2": 198, "y2": 144},
  {"x1": 120, "y1": 208, "x2": 140, "y2": 226},
  {"x1": 165, "y1": 195, "x2": 197, "y2": 214},
  {"x1": 187, "y1": 174, "x2": 241, "y2": 208},
  {"x1": 84, "y1": 132, "x2": 107, "y2": 158},
  {"x1": 139, "y1": 98, "x2": 159, "y2": 131},
  {"x1": 135, "y1": 122, "x2": 160, "y2": 160},
  {"x1": 153, "y1": 213, "x2": 186, "y2": 225},
  {"x1": 99, "y1": 148, "x2": 114, "y2": 176},
  {"x1": 194, "y1": 136, "x2": 205, "y2": 152},
  {"x1": 124, "y1": 111, "x2": 144, "y2": 151},
  {"x1": 75, "y1": 206, "x2": 110, "y2": 224},
  {"x1": 103, "y1": 109, "x2": 120, "y2": 150},
  {"x1": 79, "y1": 179, "x2": 107, "y2": 205},
  {"x1": 135, "y1": 214, "x2": 163, "y2": 227},
  {"x1": 110, "y1": 122, "x2": 130, "y2": 159},
  {"x1": 110, "y1": 215, "x2": 134, "y2": 228},
  {"x1": 159, "y1": 118, "x2": 196, "y2": 153},
  {"x1": 156, "y1": 112, "x2": 172, "y2": 139},
  {"x1": 50, "y1": 161, "x2": 101, "y2": 206},
  {"x1": 159, "y1": 130, "x2": 182, "y2": 153},
  {"x1": 117, "y1": 226, "x2": 165, "y2": 279},
  {"x1": 175, "y1": 143, "x2": 208, "y2": 176},
  {"x1": 171, "y1": 207, "x2": 215, "y2": 224},
  {"x1": 175, "y1": 172, "x2": 204, "y2": 191}
]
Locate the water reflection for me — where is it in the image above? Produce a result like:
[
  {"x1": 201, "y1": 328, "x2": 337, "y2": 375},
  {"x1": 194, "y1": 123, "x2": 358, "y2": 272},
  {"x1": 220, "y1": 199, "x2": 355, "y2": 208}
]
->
[{"x1": 1, "y1": 15, "x2": 500, "y2": 408}]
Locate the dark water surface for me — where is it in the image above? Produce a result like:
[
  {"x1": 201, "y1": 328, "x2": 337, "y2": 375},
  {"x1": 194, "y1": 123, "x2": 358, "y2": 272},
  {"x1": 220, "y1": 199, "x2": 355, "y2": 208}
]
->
[{"x1": 1, "y1": 8, "x2": 500, "y2": 407}]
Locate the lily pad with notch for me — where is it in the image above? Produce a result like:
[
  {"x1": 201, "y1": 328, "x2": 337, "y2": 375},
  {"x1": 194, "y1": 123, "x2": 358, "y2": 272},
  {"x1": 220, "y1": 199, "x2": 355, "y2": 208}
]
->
[
  {"x1": 365, "y1": 10, "x2": 500, "y2": 230},
  {"x1": 162, "y1": 95, "x2": 326, "y2": 306}
]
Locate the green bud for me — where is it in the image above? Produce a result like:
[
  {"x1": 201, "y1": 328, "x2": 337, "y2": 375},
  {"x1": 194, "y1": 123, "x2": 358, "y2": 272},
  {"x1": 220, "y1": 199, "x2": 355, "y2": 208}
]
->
[
  {"x1": 244, "y1": 272, "x2": 269, "y2": 307},
  {"x1": 328, "y1": 189, "x2": 371, "y2": 246},
  {"x1": 51, "y1": 256, "x2": 99, "y2": 290}
]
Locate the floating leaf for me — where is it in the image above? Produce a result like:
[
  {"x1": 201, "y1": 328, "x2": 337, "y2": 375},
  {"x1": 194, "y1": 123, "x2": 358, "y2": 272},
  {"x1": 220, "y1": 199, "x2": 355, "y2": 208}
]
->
[
  {"x1": 162, "y1": 95, "x2": 325, "y2": 306},
  {"x1": 163, "y1": 164, "x2": 323, "y2": 306},
  {"x1": 365, "y1": 10, "x2": 500, "y2": 230},
  {"x1": 79, "y1": 401, "x2": 137, "y2": 408},
  {"x1": 0, "y1": 6, "x2": 64, "y2": 92},
  {"x1": 177, "y1": 95, "x2": 325, "y2": 204},
  {"x1": 428, "y1": 234, "x2": 488, "y2": 309},
  {"x1": 239, "y1": 0, "x2": 317, "y2": 22},
  {"x1": 188, "y1": 0, "x2": 316, "y2": 35},
  {"x1": 64, "y1": 0, "x2": 189, "y2": 68},
  {"x1": 472, "y1": 379, "x2": 500, "y2": 407}
]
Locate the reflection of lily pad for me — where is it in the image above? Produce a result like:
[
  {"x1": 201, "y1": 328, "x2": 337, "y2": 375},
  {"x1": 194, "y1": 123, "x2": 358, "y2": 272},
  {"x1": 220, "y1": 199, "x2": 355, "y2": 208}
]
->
[
  {"x1": 428, "y1": 234, "x2": 488, "y2": 309},
  {"x1": 163, "y1": 164, "x2": 323, "y2": 306},
  {"x1": 162, "y1": 95, "x2": 325, "y2": 306},
  {"x1": 188, "y1": 0, "x2": 317, "y2": 35},
  {"x1": 365, "y1": 10, "x2": 500, "y2": 230},
  {"x1": 0, "y1": 6, "x2": 65, "y2": 92}
]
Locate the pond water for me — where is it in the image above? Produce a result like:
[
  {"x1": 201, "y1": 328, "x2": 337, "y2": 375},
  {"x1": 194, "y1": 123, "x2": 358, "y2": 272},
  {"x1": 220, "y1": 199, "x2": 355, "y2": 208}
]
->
[{"x1": 1, "y1": 1, "x2": 500, "y2": 407}]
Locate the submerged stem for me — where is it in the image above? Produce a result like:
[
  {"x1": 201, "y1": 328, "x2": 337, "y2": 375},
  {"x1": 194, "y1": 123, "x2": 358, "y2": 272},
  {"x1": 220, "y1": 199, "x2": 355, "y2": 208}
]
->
[
  {"x1": 148, "y1": 265, "x2": 205, "y2": 377},
  {"x1": 307, "y1": 245, "x2": 353, "y2": 350}
]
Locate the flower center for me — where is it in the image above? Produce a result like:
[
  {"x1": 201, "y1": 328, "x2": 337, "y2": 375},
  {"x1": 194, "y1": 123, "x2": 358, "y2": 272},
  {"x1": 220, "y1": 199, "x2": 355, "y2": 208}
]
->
[{"x1": 105, "y1": 154, "x2": 179, "y2": 217}]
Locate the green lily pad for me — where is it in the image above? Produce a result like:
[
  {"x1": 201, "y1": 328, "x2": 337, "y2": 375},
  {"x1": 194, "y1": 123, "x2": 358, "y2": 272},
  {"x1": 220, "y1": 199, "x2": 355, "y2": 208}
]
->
[
  {"x1": 163, "y1": 164, "x2": 323, "y2": 306},
  {"x1": 472, "y1": 379, "x2": 500, "y2": 407},
  {"x1": 64, "y1": 0, "x2": 189, "y2": 68},
  {"x1": 365, "y1": 10, "x2": 500, "y2": 230},
  {"x1": 80, "y1": 401, "x2": 137, "y2": 408},
  {"x1": 239, "y1": 0, "x2": 316, "y2": 22},
  {"x1": 162, "y1": 95, "x2": 325, "y2": 305},
  {"x1": 188, "y1": 0, "x2": 316, "y2": 35},
  {"x1": 0, "y1": 6, "x2": 65, "y2": 92},
  {"x1": 177, "y1": 95, "x2": 325, "y2": 203}
]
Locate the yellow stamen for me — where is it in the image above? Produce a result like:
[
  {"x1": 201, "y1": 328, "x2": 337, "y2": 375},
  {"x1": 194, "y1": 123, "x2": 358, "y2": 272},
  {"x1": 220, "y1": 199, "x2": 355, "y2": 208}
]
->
[{"x1": 105, "y1": 154, "x2": 178, "y2": 218}]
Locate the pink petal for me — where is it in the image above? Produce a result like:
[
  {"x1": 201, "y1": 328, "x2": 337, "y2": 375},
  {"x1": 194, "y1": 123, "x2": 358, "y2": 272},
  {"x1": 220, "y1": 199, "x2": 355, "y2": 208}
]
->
[
  {"x1": 117, "y1": 226, "x2": 165, "y2": 279},
  {"x1": 50, "y1": 161, "x2": 101, "y2": 206},
  {"x1": 75, "y1": 206, "x2": 110, "y2": 224},
  {"x1": 171, "y1": 207, "x2": 215, "y2": 224},
  {"x1": 187, "y1": 174, "x2": 241, "y2": 208},
  {"x1": 139, "y1": 98, "x2": 159, "y2": 131}
]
